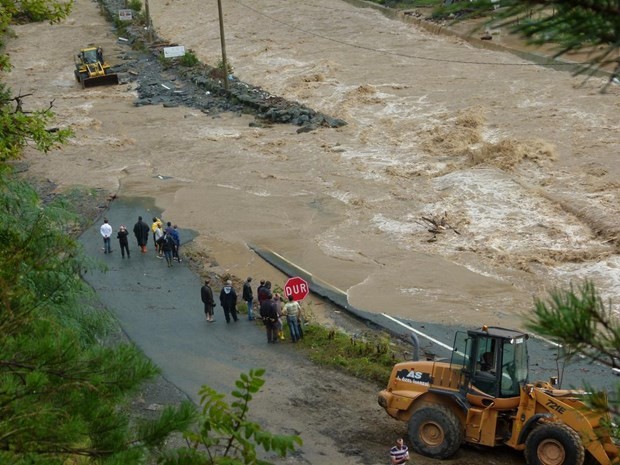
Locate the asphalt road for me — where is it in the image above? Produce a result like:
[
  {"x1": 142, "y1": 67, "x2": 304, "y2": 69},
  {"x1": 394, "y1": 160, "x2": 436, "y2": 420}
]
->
[
  {"x1": 79, "y1": 197, "x2": 408, "y2": 465},
  {"x1": 79, "y1": 197, "x2": 273, "y2": 397},
  {"x1": 82, "y1": 199, "x2": 617, "y2": 400}
]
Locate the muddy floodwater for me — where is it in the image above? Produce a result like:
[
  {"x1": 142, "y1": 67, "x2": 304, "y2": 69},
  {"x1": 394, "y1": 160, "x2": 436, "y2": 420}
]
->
[{"x1": 6, "y1": 0, "x2": 620, "y2": 330}]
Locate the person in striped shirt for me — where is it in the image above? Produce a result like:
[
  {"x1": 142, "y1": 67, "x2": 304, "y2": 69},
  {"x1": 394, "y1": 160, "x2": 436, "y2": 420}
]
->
[{"x1": 390, "y1": 438, "x2": 409, "y2": 465}]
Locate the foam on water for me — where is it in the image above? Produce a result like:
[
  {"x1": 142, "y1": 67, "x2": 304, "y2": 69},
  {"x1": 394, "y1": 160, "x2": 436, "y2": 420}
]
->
[
  {"x1": 195, "y1": 127, "x2": 241, "y2": 140},
  {"x1": 255, "y1": 56, "x2": 308, "y2": 68},
  {"x1": 247, "y1": 189, "x2": 271, "y2": 197},
  {"x1": 516, "y1": 98, "x2": 546, "y2": 109},
  {"x1": 560, "y1": 108, "x2": 616, "y2": 129},
  {"x1": 316, "y1": 240, "x2": 360, "y2": 262},
  {"x1": 551, "y1": 257, "x2": 620, "y2": 314},
  {"x1": 216, "y1": 183, "x2": 241, "y2": 191},
  {"x1": 372, "y1": 214, "x2": 420, "y2": 235},
  {"x1": 326, "y1": 190, "x2": 354, "y2": 204},
  {"x1": 429, "y1": 169, "x2": 597, "y2": 252}
]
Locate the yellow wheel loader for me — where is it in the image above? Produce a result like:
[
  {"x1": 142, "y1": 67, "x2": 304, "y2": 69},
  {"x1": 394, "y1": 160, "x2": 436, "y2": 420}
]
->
[
  {"x1": 74, "y1": 46, "x2": 119, "y2": 88},
  {"x1": 378, "y1": 326, "x2": 619, "y2": 465}
]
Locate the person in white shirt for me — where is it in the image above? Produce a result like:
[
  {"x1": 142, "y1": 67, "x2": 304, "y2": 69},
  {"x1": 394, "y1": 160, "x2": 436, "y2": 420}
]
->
[
  {"x1": 282, "y1": 295, "x2": 303, "y2": 342},
  {"x1": 100, "y1": 218, "x2": 113, "y2": 254}
]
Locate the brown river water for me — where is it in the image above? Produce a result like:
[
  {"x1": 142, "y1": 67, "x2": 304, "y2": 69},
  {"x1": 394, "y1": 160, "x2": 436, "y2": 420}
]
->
[{"x1": 5, "y1": 0, "x2": 619, "y2": 331}]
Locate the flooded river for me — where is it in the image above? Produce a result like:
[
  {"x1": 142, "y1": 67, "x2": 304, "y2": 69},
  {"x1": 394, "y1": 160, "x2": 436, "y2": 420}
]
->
[{"x1": 6, "y1": 0, "x2": 619, "y2": 330}]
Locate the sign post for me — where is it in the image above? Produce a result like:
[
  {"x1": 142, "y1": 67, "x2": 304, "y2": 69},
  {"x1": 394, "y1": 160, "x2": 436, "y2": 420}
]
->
[
  {"x1": 163, "y1": 46, "x2": 186, "y2": 59},
  {"x1": 118, "y1": 9, "x2": 133, "y2": 21},
  {"x1": 284, "y1": 277, "x2": 310, "y2": 301}
]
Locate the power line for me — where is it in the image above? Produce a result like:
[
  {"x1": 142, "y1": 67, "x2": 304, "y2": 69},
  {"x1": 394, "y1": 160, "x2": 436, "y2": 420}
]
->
[{"x1": 232, "y1": 0, "x2": 575, "y2": 67}]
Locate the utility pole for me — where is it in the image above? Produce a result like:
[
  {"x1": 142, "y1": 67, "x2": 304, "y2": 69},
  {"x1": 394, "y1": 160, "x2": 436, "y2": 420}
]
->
[
  {"x1": 217, "y1": 0, "x2": 229, "y2": 90},
  {"x1": 144, "y1": 0, "x2": 153, "y2": 42}
]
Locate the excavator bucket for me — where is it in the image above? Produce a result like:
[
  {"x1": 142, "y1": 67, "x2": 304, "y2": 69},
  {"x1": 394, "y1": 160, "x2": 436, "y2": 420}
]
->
[{"x1": 82, "y1": 73, "x2": 119, "y2": 88}]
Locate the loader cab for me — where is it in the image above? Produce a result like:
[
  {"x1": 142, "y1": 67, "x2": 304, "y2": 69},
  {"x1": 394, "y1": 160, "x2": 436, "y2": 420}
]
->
[
  {"x1": 450, "y1": 326, "x2": 528, "y2": 399},
  {"x1": 81, "y1": 48, "x2": 99, "y2": 64}
]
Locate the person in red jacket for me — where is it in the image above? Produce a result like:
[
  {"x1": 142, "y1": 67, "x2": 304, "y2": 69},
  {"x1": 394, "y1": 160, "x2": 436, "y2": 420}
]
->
[{"x1": 259, "y1": 292, "x2": 279, "y2": 344}]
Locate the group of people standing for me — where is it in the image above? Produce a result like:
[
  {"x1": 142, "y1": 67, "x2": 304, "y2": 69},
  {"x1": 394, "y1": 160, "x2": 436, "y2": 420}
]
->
[
  {"x1": 99, "y1": 215, "x2": 181, "y2": 265},
  {"x1": 199, "y1": 278, "x2": 239, "y2": 323},
  {"x1": 200, "y1": 276, "x2": 305, "y2": 344},
  {"x1": 254, "y1": 278, "x2": 304, "y2": 343},
  {"x1": 149, "y1": 217, "x2": 181, "y2": 267}
]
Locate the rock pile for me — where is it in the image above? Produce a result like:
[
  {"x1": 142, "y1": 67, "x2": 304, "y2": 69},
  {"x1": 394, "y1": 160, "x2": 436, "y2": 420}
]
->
[{"x1": 102, "y1": 0, "x2": 346, "y2": 131}]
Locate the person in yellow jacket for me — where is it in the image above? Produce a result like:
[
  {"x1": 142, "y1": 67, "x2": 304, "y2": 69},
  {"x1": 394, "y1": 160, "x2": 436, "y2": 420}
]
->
[{"x1": 151, "y1": 217, "x2": 162, "y2": 246}]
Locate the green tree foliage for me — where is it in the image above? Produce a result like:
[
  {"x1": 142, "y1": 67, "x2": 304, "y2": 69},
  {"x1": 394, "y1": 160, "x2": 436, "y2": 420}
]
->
[
  {"x1": 0, "y1": 0, "x2": 73, "y2": 162},
  {"x1": 453, "y1": 0, "x2": 620, "y2": 73},
  {"x1": 2, "y1": 0, "x2": 73, "y2": 23},
  {"x1": 161, "y1": 369, "x2": 302, "y2": 465},
  {"x1": 0, "y1": 176, "x2": 197, "y2": 464},
  {"x1": 527, "y1": 280, "x2": 620, "y2": 417},
  {"x1": 1, "y1": 2, "x2": 298, "y2": 463},
  {"x1": 0, "y1": 0, "x2": 198, "y2": 462},
  {"x1": 0, "y1": 86, "x2": 73, "y2": 162}
]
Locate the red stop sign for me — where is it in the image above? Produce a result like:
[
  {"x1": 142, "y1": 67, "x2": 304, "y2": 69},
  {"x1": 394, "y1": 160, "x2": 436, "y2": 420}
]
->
[{"x1": 284, "y1": 276, "x2": 310, "y2": 301}]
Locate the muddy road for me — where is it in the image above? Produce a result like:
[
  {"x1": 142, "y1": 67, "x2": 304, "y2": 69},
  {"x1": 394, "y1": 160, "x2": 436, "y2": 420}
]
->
[{"x1": 3, "y1": 0, "x2": 619, "y2": 462}]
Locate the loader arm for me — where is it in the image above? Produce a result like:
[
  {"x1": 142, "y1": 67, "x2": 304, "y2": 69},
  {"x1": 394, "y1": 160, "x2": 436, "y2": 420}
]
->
[
  {"x1": 86, "y1": 62, "x2": 106, "y2": 77},
  {"x1": 509, "y1": 385, "x2": 619, "y2": 465}
]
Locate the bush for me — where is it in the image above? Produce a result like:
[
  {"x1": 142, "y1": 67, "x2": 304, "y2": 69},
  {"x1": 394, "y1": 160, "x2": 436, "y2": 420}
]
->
[
  {"x1": 161, "y1": 369, "x2": 302, "y2": 464},
  {"x1": 216, "y1": 58, "x2": 234, "y2": 75},
  {"x1": 299, "y1": 323, "x2": 402, "y2": 384},
  {"x1": 179, "y1": 50, "x2": 200, "y2": 67},
  {"x1": 128, "y1": 0, "x2": 142, "y2": 12},
  {"x1": 158, "y1": 52, "x2": 173, "y2": 69}
]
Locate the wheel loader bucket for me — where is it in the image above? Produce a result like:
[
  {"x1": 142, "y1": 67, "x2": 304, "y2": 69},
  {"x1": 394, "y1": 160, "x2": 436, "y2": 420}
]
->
[{"x1": 82, "y1": 73, "x2": 119, "y2": 88}]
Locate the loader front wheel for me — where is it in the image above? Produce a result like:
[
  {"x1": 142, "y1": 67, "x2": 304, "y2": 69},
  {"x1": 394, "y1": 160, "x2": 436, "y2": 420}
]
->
[
  {"x1": 79, "y1": 72, "x2": 88, "y2": 88},
  {"x1": 408, "y1": 404, "x2": 463, "y2": 459},
  {"x1": 525, "y1": 423, "x2": 584, "y2": 465}
]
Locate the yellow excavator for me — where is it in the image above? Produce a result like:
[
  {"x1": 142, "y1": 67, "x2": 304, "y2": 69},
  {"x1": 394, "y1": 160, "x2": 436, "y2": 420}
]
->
[
  {"x1": 74, "y1": 46, "x2": 119, "y2": 88},
  {"x1": 378, "y1": 325, "x2": 619, "y2": 465}
]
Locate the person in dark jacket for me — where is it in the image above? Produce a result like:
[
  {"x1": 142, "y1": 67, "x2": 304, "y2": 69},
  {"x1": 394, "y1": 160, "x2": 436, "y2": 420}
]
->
[
  {"x1": 171, "y1": 225, "x2": 181, "y2": 262},
  {"x1": 242, "y1": 277, "x2": 254, "y2": 321},
  {"x1": 259, "y1": 292, "x2": 279, "y2": 343},
  {"x1": 133, "y1": 216, "x2": 150, "y2": 253},
  {"x1": 117, "y1": 225, "x2": 130, "y2": 259},
  {"x1": 257, "y1": 279, "x2": 270, "y2": 306},
  {"x1": 256, "y1": 279, "x2": 265, "y2": 301},
  {"x1": 201, "y1": 278, "x2": 215, "y2": 322},
  {"x1": 160, "y1": 232, "x2": 175, "y2": 267},
  {"x1": 219, "y1": 280, "x2": 238, "y2": 323}
]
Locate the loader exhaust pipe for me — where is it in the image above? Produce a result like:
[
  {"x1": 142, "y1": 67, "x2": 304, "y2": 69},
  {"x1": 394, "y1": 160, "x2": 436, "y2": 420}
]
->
[{"x1": 410, "y1": 332, "x2": 420, "y2": 361}]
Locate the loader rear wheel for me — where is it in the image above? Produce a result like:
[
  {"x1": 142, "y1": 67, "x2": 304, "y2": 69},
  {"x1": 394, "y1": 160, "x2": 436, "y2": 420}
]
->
[
  {"x1": 525, "y1": 423, "x2": 584, "y2": 465},
  {"x1": 408, "y1": 404, "x2": 463, "y2": 459}
]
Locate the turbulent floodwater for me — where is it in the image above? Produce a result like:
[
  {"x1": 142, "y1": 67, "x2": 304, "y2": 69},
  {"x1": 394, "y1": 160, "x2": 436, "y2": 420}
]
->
[{"x1": 6, "y1": 0, "x2": 620, "y2": 329}]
